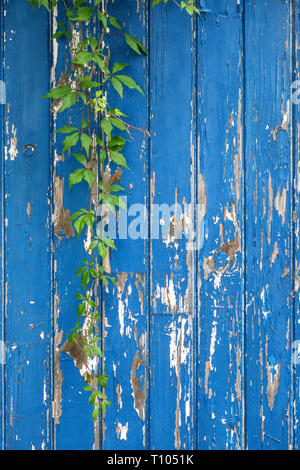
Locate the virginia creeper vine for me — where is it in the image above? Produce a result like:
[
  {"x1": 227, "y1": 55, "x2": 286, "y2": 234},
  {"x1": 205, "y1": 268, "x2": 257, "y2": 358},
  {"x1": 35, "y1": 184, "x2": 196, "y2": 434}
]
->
[{"x1": 28, "y1": 0, "x2": 199, "y2": 423}]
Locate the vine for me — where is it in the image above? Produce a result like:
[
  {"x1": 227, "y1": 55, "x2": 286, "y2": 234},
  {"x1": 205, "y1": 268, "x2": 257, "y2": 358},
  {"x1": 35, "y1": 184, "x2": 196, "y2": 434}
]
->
[{"x1": 28, "y1": 0, "x2": 199, "y2": 423}]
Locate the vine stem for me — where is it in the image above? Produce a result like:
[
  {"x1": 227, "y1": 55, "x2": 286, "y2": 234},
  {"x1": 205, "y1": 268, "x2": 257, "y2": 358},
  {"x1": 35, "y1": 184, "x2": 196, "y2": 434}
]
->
[{"x1": 31, "y1": 0, "x2": 198, "y2": 425}]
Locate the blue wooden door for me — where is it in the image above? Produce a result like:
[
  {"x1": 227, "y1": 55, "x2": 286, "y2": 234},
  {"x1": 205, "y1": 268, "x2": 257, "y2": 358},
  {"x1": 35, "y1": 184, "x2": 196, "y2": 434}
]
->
[{"x1": 1, "y1": 0, "x2": 300, "y2": 450}]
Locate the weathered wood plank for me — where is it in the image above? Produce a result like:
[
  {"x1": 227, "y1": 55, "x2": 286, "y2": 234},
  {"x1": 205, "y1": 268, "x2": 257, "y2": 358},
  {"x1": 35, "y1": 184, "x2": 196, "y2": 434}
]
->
[
  {"x1": 196, "y1": 0, "x2": 244, "y2": 449},
  {"x1": 102, "y1": 0, "x2": 149, "y2": 450},
  {"x1": 104, "y1": 273, "x2": 147, "y2": 449},
  {"x1": 291, "y1": 0, "x2": 299, "y2": 450},
  {"x1": 3, "y1": 0, "x2": 51, "y2": 449},
  {"x1": 149, "y1": 3, "x2": 196, "y2": 449},
  {"x1": 0, "y1": 0, "x2": 4, "y2": 449},
  {"x1": 245, "y1": 0, "x2": 293, "y2": 449},
  {"x1": 150, "y1": 314, "x2": 194, "y2": 450},
  {"x1": 51, "y1": 3, "x2": 95, "y2": 450}
]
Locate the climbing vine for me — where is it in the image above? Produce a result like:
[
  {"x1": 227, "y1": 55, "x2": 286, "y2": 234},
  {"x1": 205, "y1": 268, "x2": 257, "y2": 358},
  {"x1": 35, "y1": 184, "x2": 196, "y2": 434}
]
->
[{"x1": 28, "y1": 0, "x2": 199, "y2": 423}]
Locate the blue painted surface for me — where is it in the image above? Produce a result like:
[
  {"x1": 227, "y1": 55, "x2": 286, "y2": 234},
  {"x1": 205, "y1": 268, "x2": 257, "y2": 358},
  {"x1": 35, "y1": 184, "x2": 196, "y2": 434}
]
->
[
  {"x1": 1, "y1": 0, "x2": 300, "y2": 450},
  {"x1": 2, "y1": 0, "x2": 51, "y2": 449}
]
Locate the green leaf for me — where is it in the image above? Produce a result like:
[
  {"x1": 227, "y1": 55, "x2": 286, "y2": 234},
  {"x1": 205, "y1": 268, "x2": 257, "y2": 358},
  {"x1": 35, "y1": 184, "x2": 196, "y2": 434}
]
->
[
  {"x1": 99, "y1": 150, "x2": 107, "y2": 165},
  {"x1": 57, "y1": 21, "x2": 66, "y2": 30},
  {"x1": 152, "y1": 0, "x2": 162, "y2": 6},
  {"x1": 63, "y1": 132, "x2": 79, "y2": 153},
  {"x1": 116, "y1": 74, "x2": 143, "y2": 94},
  {"x1": 89, "y1": 36, "x2": 98, "y2": 51},
  {"x1": 69, "y1": 168, "x2": 84, "y2": 189},
  {"x1": 73, "y1": 51, "x2": 93, "y2": 66},
  {"x1": 93, "y1": 55, "x2": 107, "y2": 72},
  {"x1": 52, "y1": 31, "x2": 64, "y2": 39},
  {"x1": 96, "y1": 136, "x2": 104, "y2": 147},
  {"x1": 72, "y1": 153, "x2": 87, "y2": 166},
  {"x1": 85, "y1": 214, "x2": 95, "y2": 230},
  {"x1": 71, "y1": 210, "x2": 84, "y2": 222},
  {"x1": 83, "y1": 169, "x2": 95, "y2": 189},
  {"x1": 110, "y1": 151, "x2": 129, "y2": 169},
  {"x1": 74, "y1": 215, "x2": 86, "y2": 237},
  {"x1": 102, "y1": 238, "x2": 116, "y2": 250},
  {"x1": 97, "y1": 10, "x2": 107, "y2": 29},
  {"x1": 89, "y1": 392, "x2": 95, "y2": 405},
  {"x1": 75, "y1": 293, "x2": 86, "y2": 300},
  {"x1": 108, "y1": 184, "x2": 126, "y2": 192},
  {"x1": 73, "y1": 6, "x2": 94, "y2": 21},
  {"x1": 80, "y1": 77, "x2": 101, "y2": 89},
  {"x1": 77, "y1": 302, "x2": 86, "y2": 318},
  {"x1": 76, "y1": 266, "x2": 86, "y2": 276},
  {"x1": 43, "y1": 86, "x2": 71, "y2": 99},
  {"x1": 110, "y1": 117, "x2": 128, "y2": 132},
  {"x1": 97, "y1": 241, "x2": 107, "y2": 260},
  {"x1": 109, "y1": 16, "x2": 122, "y2": 31},
  {"x1": 92, "y1": 405, "x2": 99, "y2": 421},
  {"x1": 28, "y1": 0, "x2": 37, "y2": 9},
  {"x1": 101, "y1": 118, "x2": 113, "y2": 138},
  {"x1": 81, "y1": 269, "x2": 90, "y2": 290},
  {"x1": 108, "y1": 136, "x2": 125, "y2": 150},
  {"x1": 111, "y1": 77, "x2": 123, "y2": 99},
  {"x1": 88, "y1": 240, "x2": 98, "y2": 251},
  {"x1": 125, "y1": 34, "x2": 147, "y2": 55},
  {"x1": 59, "y1": 92, "x2": 77, "y2": 112},
  {"x1": 81, "y1": 133, "x2": 93, "y2": 157},
  {"x1": 112, "y1": 63, "x2": 128, "y2": 74},
  {"x1": 56, "y1": 126, "x2": 78, "y2": 134}
]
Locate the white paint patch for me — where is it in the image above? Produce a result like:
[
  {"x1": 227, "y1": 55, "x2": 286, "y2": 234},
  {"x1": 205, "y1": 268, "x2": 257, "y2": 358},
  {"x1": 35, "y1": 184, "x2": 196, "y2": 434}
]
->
[
  {"x1": 8, "y1": 125, "x2": 18, "y2": 160},
  {"x1": 118, "y1": 298, "x2": 125, "y2": 338},
  {"x1": 116, "y1": 422, "x2": 128, "y2": 440}
]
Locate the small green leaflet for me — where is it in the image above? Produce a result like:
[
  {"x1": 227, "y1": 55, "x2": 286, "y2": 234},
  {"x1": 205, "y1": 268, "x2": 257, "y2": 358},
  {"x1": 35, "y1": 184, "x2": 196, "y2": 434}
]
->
[
  {"x1": 60, "y1": 92, "x2": 77, "y2": 112},
  {"x1": 56, "y1": 126, "x2": 78, "y2": 134},
  {"x1": 110, "y1": 151, "x2": 129, "y2": 169},
  {"x1": 109, "y1": 16, "x2": 122, "y2": 31},
  {"x1": 63, "y1": 132, "x2": 79, "y2": 153},
  {"x1": 43, "y1": 86, "x2": 71, "y2": 99},
  {"x1": 125, "y1": 34, "x2": 147, "y2": 55},
  {"x1": 112, "y1": 63, "x2": 128, "y2": 74},
  {"x1": 81, "y1": 133, "x2": 92, "y2": 157},
  {"x1": 115, "y1": 74, "x2": 143, "y2": 94},
  {"x1": 111, "y1": 77, "x2": 123, "y2": 99},
  {"x1": 72, "y1": 6, "x2": 94, "y2": 21}
]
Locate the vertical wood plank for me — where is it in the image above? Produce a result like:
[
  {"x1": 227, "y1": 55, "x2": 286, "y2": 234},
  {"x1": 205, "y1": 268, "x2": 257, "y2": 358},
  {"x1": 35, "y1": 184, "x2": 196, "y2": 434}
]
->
[
  {"x1": 291, "y1": 0, "x2": 299, "y2": 450},
  {"x1": 3, "y1": 0, "x2": 51, "y2": 449},
  {"x1": 245, "y1": 0, "x2": 293, "y2": 449},
  {"x1": 51, "y1": 4, "x2": 95, "y2": 450},
  {"x1": 149, "y1": 3, "x2": 196, "y2": 450},
  {"x1": 102, "y1": 0, "x2": 149, "y2": 450},
  {"x1": 0, "y1": 0, "x2": 4, "y2": 449},
  {"x1": 196, "y1": 0, "x2": 244, "y2": 449}
]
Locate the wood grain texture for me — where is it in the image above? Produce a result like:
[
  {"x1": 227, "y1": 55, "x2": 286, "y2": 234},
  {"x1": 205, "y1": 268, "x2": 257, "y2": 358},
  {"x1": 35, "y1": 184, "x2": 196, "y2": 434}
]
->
[
  {"x1": 245, "y1": 0, "x2": 293, "y2": 449},
  {"x1": 2, "y1": 0, "x2": 300, "y2": 450},
  {"x1": 149, "y1": 2, "x2": 196, "y2": 450},
  {"x1": 102, "y1": 0, "x2": 149, "y2": 450},
  {"x1": 2, "y1": 0, "x2": 51, "y2": 449},
  {"x1": 0, "y1": 0, "x2": 4, "y2": 449},
  {"x1": 294, "y1": 0, "x2": 300, "y2": 450},
  {"x1": 51, "y1": 2, "x2": 95, "y2": 450},
  {"x1": 196, "y1": 0, "x2": 244, "y2": 449}
]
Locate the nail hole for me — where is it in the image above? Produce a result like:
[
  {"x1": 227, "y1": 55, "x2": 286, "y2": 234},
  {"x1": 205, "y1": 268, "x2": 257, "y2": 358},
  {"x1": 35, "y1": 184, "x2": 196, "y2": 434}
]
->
[{"x1": 23, "y1": 144, "x2": 37, "y2": 157}]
